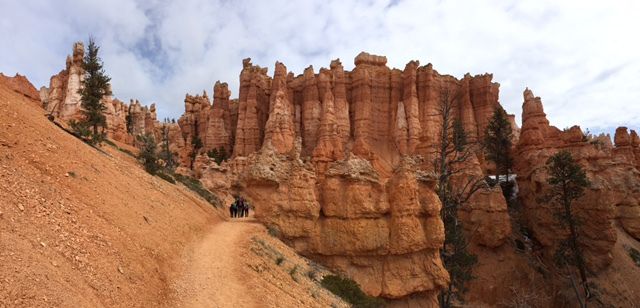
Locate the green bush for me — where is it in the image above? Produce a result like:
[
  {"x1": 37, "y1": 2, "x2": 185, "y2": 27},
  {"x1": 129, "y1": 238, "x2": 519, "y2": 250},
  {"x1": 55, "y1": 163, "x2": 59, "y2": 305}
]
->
[
  {"x1": 156, "y1": 171, "x2": 176, "y2": 184},
  {"x1": 321, "y1": 275, "x2": 385, "y2": 308},
  {"x1": 118, "y1": 147, "x2": 135, "y2": 157},
  {"x1": 267, "y1": 225, "x2": 280, "y2": 237},
  {"x1": 173, "y1": 173, "x2": 221, "y2": 208},
  {"x1": 276, "y1": 256, "x2": 284, "y2": 266},
  {"x1": 629, "y1": 247, "x2": 640, "y2": 267},
  {"x1": 137, "y1": 134, "x2": 160, "y2": 174},
  {"x1": 102, "y1": 139, "x2": 116, "y2": 147},
  {"x1": 207, "y1": 146, "x2": 229, "y2": 165}
]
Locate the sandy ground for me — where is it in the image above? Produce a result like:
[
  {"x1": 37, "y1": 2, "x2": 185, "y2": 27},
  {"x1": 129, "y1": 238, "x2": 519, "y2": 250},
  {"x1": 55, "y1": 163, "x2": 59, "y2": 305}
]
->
[
  {"x1": 170, "y1": 217, "x2": 261, "y2": 307},
  {"x1": 167, "y1": 215, "x2": 348, "y2": 308}
]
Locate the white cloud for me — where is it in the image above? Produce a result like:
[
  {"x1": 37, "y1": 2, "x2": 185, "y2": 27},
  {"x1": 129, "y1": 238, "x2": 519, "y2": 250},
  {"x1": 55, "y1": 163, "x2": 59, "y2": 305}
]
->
[{"x1": 0, "y1": 0, "x2": 638, "y2": 133}]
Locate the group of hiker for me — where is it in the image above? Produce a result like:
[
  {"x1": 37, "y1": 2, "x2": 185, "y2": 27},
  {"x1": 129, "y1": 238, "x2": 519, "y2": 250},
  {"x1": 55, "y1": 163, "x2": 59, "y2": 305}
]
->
[{"x1": 229, "y1": 196, "x2": 250, "y2": 218}]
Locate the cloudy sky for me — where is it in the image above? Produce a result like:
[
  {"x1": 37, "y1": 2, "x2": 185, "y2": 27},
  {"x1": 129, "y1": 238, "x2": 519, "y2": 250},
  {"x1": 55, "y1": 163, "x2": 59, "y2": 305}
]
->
[{"x1": 1, "y1": 0, "x2": 638, "y2": 134}]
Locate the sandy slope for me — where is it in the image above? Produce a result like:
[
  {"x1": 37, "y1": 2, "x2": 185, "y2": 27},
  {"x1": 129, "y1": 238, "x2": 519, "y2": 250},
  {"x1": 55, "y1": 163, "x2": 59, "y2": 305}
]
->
[{"x1": 0, "y1": 77, "x2": 224, "y2": 307}]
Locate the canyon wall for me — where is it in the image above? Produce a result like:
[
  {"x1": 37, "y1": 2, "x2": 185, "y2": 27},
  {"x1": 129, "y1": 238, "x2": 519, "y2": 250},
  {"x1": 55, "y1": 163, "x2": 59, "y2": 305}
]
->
[
  {"x1": 515, "y1": 89, "x2": 640, "y2": 272},
  {"x1": 25, "y1": 44, "x2": 640, "y2": 306},
  {"x1": 184, "y1": 52, "x2": 514, "y2": 305}
]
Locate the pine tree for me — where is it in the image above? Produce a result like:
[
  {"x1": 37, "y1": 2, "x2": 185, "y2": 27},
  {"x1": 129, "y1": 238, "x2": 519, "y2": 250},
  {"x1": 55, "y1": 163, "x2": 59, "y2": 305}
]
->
[
  {"x1": 434, "y1": 90, "x2": 484, "y2": 308},
  {"x1": 484, "y1": 106, "x2": 513, "y2": 194},
  {"x1": 545, "y1": 150, "x2": 591, "y2": 307},
  {"x1": 160, "y1": 123, "x2": 175, "y2": 170},
  {"x1": 77, "y1": 38, "x2": 111, "y2": 145},
  {"x1": 137, "y1": 133, "x2": 160, "y2": 174}
]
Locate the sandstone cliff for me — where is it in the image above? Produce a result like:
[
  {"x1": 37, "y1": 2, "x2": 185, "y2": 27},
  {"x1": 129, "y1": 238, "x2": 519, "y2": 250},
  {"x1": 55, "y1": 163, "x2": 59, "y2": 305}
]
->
[
  {"x1": 515, "y1": 89, "x2": 640, "y2": 272},
  {"x1": 181, "y1": 52, "x2": 516, "y2": 305},
  {"x1": 18, "y1": 43, "x2": 640, "y2": 306}
]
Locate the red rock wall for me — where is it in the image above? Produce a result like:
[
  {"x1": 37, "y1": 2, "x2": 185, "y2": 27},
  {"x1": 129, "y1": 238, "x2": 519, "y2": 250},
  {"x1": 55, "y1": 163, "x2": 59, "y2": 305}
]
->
[
  {"x1": 180, "y1": 52, "x2": 515, "y2": 305},
  {"x1": 515, "y1": 89, "x2": 640, "y2": 271}
]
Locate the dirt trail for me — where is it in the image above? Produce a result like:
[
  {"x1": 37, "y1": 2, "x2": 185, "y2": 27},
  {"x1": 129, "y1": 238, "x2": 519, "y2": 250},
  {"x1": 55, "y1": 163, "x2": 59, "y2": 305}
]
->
[{"x1": 170, "y1": 217, "x2": 262, "y2": 308}]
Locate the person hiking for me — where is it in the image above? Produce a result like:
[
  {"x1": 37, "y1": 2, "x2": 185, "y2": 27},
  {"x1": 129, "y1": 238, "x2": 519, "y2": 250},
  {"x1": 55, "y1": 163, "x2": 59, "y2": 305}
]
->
[
  {"x1": 237, "y1": 197, "x2": 245, "y2": 218},
  {"x1": 243, "y1": 200, "x2": 250, "y2": 217},
  {"x1": 229, "y1": 199, "x2": 237, "y2": 218}
]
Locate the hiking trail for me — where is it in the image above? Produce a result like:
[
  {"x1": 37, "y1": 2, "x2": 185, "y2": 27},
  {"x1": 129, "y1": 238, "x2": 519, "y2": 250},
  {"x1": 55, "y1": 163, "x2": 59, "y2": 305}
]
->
[{"x1": 170, "y1": 217, "x2": 262, "y2": 308}]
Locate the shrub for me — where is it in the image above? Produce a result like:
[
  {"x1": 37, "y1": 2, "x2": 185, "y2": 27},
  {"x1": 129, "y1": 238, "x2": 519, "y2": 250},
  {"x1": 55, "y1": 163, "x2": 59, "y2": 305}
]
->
[
  {"x1": 156, "y1": 171, "x2": 176, "y2": 184},
  {"x1": 137, "y1": 134, "x2": 160, "y2": 174},
  {"x1": 118, "y1": 147, "x2": 135, "y2": 157},
  {"x1": 307, "y1": 269, "x2": 317, "y2": 281},
  {"x1": 207, "y1": 146, "x2": 229, "y2": 165},
  {"x1": 102, "y1": 139, "x2": 116, "y2": 147},
  {"x1": 629, "y1": 247, "x2": 640, "y2": 267},
  {"x1": 69, "y1": 119, "x2": 91, "y2": 140},
  {"x1": 267, "y1": 225, "x2": 280, "y2": 237},
  {"x1": 321, "y1": 275, "x2": 385, "y2": 307},
  {"x1": 289, "y1": 265, "x2": 298, "y2": 275},
  {"x1": 173, "y1": 173, "x2": 221, "y2": 208},
  {"x1": 276, "y1": 256, "x2": 284, "y2": 266}
]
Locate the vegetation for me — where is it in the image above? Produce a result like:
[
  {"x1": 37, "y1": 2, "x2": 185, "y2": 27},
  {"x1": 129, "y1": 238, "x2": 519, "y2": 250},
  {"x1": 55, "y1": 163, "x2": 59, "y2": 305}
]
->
[
  {"x1": 320, "y1": 275, "x2": 385, "y2": 308},
  {"x1": 156, "y1": 171, "x2": 176, "y2": 184},
  {"x1": 544, "y1": 150, "x2": 591, "y2": 307},
  {"x1": 484, "y1": 106, "x2": 514, "y2": 198},
  {"x1": 137, "y1": 133, "x2": 160, "y2": 175},
  {"x1": 125, "y1": 113, "x2": 133, "y2": 134},
  {"x1": 190, "y1": 136, "x2": 203, "y2": 168},
  {"x1": 289, "y1": 265, "x2": 300, "y2": 282},
  {"x1": 160, "y1": 121, "x2": 176, "y2": 170},
  {"x1": 118, "y1": 147, "x2": 135, "y2": 157},
  {"x1": 433, "y1": 91, "x2": 483, "y2": 308},
  {"x1": 629, "y1": 247, "x2": 640, "y2": 267},
  {"x1": 276, "y1": 256, "x2": 284, "y2": 266},
  {"x1": 207, "y1": 147, "x2": 229, "y2": 165},
  {"x1": 73, "y1": 38, "x2": 111, "y2": 145},
  {"x1": 307, "y1": 269, "x2": 318, "y2": 281},
  {"x1": 173, "y1": 173, "x2": 221, "y2": 208},
  {"x1": 267, "y1": 225, "x2": 281, "y2": 237}
]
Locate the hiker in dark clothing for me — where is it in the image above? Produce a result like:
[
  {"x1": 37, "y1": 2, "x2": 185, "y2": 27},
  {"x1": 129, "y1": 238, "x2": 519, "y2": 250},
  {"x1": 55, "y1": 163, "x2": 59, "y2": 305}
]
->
[
  {"x1": 238, "y1": 197, "x2": 246, "y2": 217},
  {"x1": 243, "y1": 200, "x2": 250, "y2": 217},
  {"x1": 229, "y1": 199, "x2": 237, "y2": 218}
]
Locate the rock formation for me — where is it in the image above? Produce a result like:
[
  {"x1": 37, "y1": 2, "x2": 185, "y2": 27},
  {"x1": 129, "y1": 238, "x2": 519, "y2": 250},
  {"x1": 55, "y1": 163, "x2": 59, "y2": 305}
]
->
[
  {"x1": 41, "y1": 42, "x2": 85, "y2": 121},
  {"x1": 181, "y1": 53, "x2": 515, "y2": 305},
  {"x1": 0, "y1": 73, "x2": 40, "y2": 102},
  {"x1": 515, "y1": 89, "x2": 640, "y2": 271},
  {"x1": 40, "y1": 42, "x2": 160, "y2": 146},
  {"x1": 30, "y1": 46, "x2": 640, "y2": 306}
]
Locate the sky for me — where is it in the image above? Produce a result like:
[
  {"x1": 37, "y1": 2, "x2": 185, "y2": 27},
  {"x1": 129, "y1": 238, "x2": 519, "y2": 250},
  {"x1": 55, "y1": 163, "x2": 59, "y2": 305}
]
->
[{"x1": 1, "y1": 0, "x2": 638, "y2": 135}]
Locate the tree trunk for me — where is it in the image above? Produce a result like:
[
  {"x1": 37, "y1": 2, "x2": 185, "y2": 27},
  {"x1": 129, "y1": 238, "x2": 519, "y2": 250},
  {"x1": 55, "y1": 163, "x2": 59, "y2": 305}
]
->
[{"x1": 564, "y1": 184, "x2": 591, "y2": 301}]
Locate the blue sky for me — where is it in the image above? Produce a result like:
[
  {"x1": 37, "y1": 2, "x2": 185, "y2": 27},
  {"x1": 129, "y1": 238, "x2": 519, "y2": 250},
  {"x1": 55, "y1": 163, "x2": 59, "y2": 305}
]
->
[{"x1": 0, "y1": 0, "x2": 638, "y2": 135}]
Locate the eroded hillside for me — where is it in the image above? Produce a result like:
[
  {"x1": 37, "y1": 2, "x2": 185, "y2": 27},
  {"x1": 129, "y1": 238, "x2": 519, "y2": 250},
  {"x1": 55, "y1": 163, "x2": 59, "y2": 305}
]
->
[{"x1": 0, "y1": 77, "x2": 347, "y2": 308}]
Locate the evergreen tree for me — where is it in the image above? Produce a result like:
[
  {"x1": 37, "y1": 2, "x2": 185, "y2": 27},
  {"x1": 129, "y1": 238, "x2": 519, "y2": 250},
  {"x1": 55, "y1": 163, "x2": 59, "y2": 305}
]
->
[
  {"x1": 545, "y1": 150, "x2": 591, "y2": 307},
  {"x1": 137, "y1": 133, "x2": 160, "y2": 174},
  {"x1": 433, "y1": 91, "x2": 484, "y2": 307},
  {"x1": 484, "y1": 106, "x2": 513, "y2": 194},
  {"x1": 160, "y1": 124, "x2": 175, "y2": 170},
  {"x1": 207, "y1": 147, "x2": 229, "y2": 165},
  {"x1": 77, "y1": 38, "x2": 111, "y2": 145}
]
